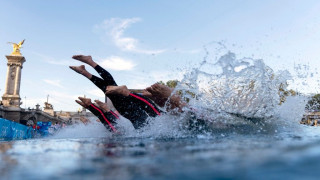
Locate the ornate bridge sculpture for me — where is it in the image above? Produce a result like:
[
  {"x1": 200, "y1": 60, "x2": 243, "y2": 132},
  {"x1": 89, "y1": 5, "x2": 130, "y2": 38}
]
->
[{"x1": 8, "y1": 39, "x2": 25, "y2": 56}]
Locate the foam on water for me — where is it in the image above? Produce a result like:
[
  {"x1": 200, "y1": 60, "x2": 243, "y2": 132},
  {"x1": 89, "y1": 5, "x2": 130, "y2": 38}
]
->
[{"x1": 50, "y1": 117, "x2": 137, "y2": 139}]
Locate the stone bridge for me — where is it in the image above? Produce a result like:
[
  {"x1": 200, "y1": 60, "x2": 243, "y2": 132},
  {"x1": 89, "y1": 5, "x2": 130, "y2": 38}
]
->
[{"x1": 0, "y1": 105, "x2": 67, "y2": 126}]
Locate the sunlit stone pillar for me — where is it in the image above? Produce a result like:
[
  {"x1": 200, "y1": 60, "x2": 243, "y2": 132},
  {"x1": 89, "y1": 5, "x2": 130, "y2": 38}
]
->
[
  {"x1": 14, "y1": 66, "x2": 22, "y2": 95},
  {"x1": 4, "y1": 65, "x2": 10, "y2": 94},
  {"x1": 1, "y1": 55, "x2": 26, "y2": 122}
]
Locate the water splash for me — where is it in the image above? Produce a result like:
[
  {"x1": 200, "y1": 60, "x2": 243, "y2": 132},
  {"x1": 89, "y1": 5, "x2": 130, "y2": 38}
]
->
[
  {"x1": 173, "y1": 46, "x2": 290, "y2": 125},
  {"x1": 52, "y1": 43, "x2": 309, "y2": 138},
  {"x1": 289, "y1": 63, "x2": 320, "y2": 94},
  {"x1": 50, "y1": 120, "x2": 111, "y2": 139}
]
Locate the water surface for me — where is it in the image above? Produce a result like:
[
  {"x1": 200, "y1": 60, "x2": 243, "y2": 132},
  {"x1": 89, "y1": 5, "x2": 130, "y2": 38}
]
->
[{"x1": 1, "y1": 123, "x2": 320, "y2": 180}]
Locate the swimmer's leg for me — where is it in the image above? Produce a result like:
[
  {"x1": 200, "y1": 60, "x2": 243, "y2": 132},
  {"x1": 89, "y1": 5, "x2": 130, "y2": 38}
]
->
[
  {"x1": 69, "y1": 65, "x2": 107, "y2": 92},
  {"x1": 72, "y1": 55, "x2": 117, "y2": 86}
]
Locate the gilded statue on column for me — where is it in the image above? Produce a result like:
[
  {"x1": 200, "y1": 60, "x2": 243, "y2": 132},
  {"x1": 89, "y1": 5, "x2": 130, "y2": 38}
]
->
[{"x1": 8, "y1": 39, "x2": 25, "y2": 56}]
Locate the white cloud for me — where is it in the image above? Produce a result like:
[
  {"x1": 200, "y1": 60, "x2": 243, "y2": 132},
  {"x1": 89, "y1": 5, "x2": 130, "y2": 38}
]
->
[
  {"x1": 99, "y1": 56, "x2": 136, "y2": 71},
  {"x1": 95, "y1": 17, "x2": 165, "y2": 54},
  {"x1": 43, "y1": 79, "x2": 64, "y2": 88}
]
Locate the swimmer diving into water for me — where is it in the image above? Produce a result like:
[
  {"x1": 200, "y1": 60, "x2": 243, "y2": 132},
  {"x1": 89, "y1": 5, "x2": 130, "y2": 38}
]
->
[{"x1": 70, "y1": 55, "x2": 172, "y2": 130}]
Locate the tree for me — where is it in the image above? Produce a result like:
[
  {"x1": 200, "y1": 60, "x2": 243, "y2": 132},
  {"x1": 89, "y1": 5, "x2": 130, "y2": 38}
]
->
[
  {"x1": 278, "y1": 82, "x2": 297, "y2": 105},
  {"x1": 306, "y1": 94, "x2": 320, "y2": 111},
  {"x1": 166, "y1": 80, "x2": 179, "y2": 88},
  {"x1": 157, "y1": 80, "x2": 179, "y2": 88}
]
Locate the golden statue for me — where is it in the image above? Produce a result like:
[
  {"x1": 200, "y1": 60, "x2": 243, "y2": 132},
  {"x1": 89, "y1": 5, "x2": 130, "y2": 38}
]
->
[{"x1": 8, "y1": 39, "x2": 25, "y2": 56}]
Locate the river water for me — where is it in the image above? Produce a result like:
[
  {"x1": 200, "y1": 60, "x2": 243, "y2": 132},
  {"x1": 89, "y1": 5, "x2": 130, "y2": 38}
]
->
[
  {"x1": 1, "y1": 48, "x2": 320, "y2": 179},
  {"x1": 1, "y1": 122, "x2": 320, "y2": 180}
]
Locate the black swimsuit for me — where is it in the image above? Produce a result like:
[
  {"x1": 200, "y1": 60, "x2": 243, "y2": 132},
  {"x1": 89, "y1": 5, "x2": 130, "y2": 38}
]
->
[{"x1": 89, "y1": 65, "x2": 162, "y2": 129}]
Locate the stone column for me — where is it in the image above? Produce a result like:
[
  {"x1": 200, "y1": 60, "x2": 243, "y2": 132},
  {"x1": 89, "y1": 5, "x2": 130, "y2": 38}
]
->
[
  {"x1": 1, "y1": 55, "x2": 26, "y2": 122},
  {"x1": 14, "y1": 66, "x2": 21, "y2": 95},
  {"x1": 4, "y1": 65, "x2": 10, "y2": 94}
]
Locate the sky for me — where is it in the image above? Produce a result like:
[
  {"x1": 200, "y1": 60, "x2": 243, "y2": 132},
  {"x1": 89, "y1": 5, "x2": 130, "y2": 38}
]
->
[{"x1": 1, "y1": 0, "x2": 320, "y2": 111}]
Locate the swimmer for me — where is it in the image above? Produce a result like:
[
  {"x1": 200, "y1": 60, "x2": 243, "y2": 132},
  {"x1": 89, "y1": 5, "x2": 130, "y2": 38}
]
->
[
  {"x1": 70, "y1": 55, "x2": 162, "y2": 129},
  {"x1": 75, "y1": 97, "x2": 119, "y2": 132}
]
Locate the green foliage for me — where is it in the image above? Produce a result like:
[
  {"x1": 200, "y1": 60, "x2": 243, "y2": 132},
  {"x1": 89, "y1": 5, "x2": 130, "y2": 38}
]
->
[
  {"x1": 306, "y1": 94, "x2": 320, "y2": 111},
  {"x1": 278, "y1": 82, "x2": 297, "y2": 105},
  {"x1": 157, "y1": 80, "x2": 179, "y2": 88},
  {"x1": 166, "y1": 80, "x2": 179, "y2": 88},
  {"x1": 158, "y1": 80, "x2": 195, "y2": 102},
  {"x1": 157, "y1": 81, "x2": 165, "y2": 85}
]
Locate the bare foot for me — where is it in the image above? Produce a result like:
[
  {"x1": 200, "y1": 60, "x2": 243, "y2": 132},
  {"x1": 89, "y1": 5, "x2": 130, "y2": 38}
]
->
[
  {"x1": 105, "y1": 85, "x2": 130, "y2": 96},
  {"x1": 94, "y1": 100, "x2": 110, "y2": 113},
  {"x1": 75, "y1": 97, "x2": 92, "y2": 108},
  {"x1": 69, "y1": 65, "x2": 86, "y2": 75},
  {"x1": 70, "y1": 65, "x2": 93, "y2": 79},
  {"x1": 72, "y1": 55, "x2": 93, "y2": 64}
]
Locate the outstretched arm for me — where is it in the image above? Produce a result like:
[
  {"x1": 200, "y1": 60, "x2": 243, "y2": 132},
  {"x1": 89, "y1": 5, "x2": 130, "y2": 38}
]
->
[{"x1": 76, "y1": 97, "x2": 119, "y2": 132}]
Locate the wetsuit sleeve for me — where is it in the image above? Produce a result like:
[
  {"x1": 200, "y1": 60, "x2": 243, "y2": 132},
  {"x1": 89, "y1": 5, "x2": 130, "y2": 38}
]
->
[{"x1": 87, "y1": 104, "x2": 118, "y2": 133}]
